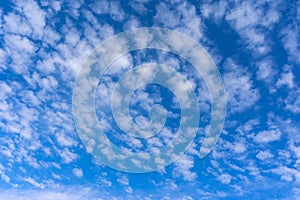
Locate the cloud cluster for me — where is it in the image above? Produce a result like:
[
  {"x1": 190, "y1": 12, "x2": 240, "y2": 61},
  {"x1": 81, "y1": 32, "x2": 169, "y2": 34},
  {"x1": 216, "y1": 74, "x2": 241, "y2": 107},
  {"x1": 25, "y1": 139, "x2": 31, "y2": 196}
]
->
[{"x1": 0, "y1": 0, "x2": 299, "y2": 199}]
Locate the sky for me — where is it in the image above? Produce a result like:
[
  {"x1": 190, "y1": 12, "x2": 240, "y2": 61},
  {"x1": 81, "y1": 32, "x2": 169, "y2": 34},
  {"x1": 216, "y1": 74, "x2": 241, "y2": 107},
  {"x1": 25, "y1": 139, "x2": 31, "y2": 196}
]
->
[{"x1": 0, "y1": 0, "x2": 299, "y2": 199}]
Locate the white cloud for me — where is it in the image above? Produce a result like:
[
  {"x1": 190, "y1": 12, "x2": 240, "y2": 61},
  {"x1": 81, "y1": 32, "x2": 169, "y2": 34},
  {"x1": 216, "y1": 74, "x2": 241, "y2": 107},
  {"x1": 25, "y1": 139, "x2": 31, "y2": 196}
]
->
[
  {"x1": 0, "y1": 164, "x2": 10, "y2": 183},
  {"x1": 276, "y1": 65, "x2": 294, "y2": 89},
  {"x1": 108, "y1": 54, "x2": 133, "y2": 74},
  {"x1": 89, "y1": 0, "x2": 109, "y2": 15},
  {"x1": 217, "y1": 173, "x2": 232, "y2": 184},
  {"x1": 0, "y1": 0, "x2": 298, "y2": 198},
  {"x1": 226, "y1": 2, "x2": 261, "y2": 30},
  {"x1": 50, "y1": 1, "x2": 62, "y2": 12},
  {"x1": 154, "y1": 1, "x2": 203, "y2": 40},
  {"x1": 236, "y1": 119, "x2": 260, "y2": 134},
  {"x1": 201, "y1": 1, "x2": 228, "y2": 22},
  {"x1": 0, "y1": 187, "x2": 114, "y2": 200},
  {"x1": 172, "y1": 155, "x2": 197, "y2": 181},
  {"x1": 23, "y1": 177, "x2": 45, "y2": 189},
  {"x1": 110, "y1": 1, "x2": 126, "y2": 22},
  {"x1": 129, "y1": 0, "x2": 149, "y2": 15},
  {"x1": 57, "y1": 148, "x2": 79, "y2": 164},
  {"x1": 0, "y1": 81, "x2": 12, "y2": 99},
  {"x1": 223, "y1": 59, "x2": 260, "y2": 112},
  {"x1": 224, "y1": 141, "x2": 247, "y2": 154},
  {"x1": 4, "y1": 34, "x2": 36, "y2": 73},
  {"x1": 0, "y1": 48, "x2": 7, "y2": 72},
  {"x1": 224, "y1": 1, "x2": 280, "y2": 57},
  {"x1": 116, "y1": 175, "x2": 129, "y2": 186},
  {"x1": 256, "y1": 150, "x2": 274, "y2": 160},
  {"x1": 254, "y1": 58, "x2": 278, "y2": 90},
  {"x1": 56, "y1": 132, "x2": 77, "y2": 147},
  {"x1": 271, "y1": 166, "x2": 300, "y2": 183},
  {"x1": 5, "y1": 34, "x2": 35, "y2": 53},
  {"x1": 64, "y1": 28, "x2": 81, "y2": 47},
  {"x1": 72, "y1": 168, "x2": 83, "y2": 178},
  {"x1": 284, "y1": 88, "x2": 300, "y2": 114},
  {"x1": 280, "y1": 24, "x2": 300, "y2": 64},
  {"x1": 21, "y1": 0, "x2": 46, "y2": 37},
  {"x1": 125, "y1": 186, "x2": 133, "y2": 194},
  {"x1": 3, "y1": 12, "x2": 32, "y2": 36},
  {"x1": 246, "y1": 162, "x2": 261, "y2": 177},
  {"x1": 254, "y1": 129, "x2": 282, "y2": 143}
]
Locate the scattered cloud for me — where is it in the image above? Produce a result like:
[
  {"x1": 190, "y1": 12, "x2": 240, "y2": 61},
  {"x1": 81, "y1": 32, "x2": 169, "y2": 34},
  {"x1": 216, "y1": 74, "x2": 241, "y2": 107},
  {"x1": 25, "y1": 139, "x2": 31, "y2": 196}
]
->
[
  {"x1": 254, "y1": 129, "x2": 282, "y2": 143},
  {"x1": 223, "y1": 59, "x2": 260, "y2": 113},
  {"x1": 0, "y1": 0, "x2": 299, "y2": 199},
  {"x1": 217, "y1": 173, "x2": 232, "y2": 184},
  {"x1": 256, "y1": 150, "x2": 274, "y2": 160}
]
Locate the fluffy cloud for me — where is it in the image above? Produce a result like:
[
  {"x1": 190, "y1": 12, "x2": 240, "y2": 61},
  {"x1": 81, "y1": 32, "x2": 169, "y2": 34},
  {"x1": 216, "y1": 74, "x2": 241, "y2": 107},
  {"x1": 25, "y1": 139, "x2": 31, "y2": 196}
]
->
[
  {"x1": 217, "y1": 173, "x2": 232, "y2": 184},
  {"x1": 256, "y1": 150, "x2": 274, "y2": 160},
  {"x1": 72, "y1": 168, "x2": 83, "y2": 178},
  {"x1": 223, "y1": 59, "x2": 260, "y2": 113},
  {"x1": 0, "y1": 0, "x2": 299, "y2": 199},
  {"x1": 284, "y1": 88, "x2": 300, "y2": 114},
  {"x1": 172, "y1": 155, "x2": 197, "y2": 181},
  {"x1": 254, "y1": 129, "x2": 282, "y2": 143}
]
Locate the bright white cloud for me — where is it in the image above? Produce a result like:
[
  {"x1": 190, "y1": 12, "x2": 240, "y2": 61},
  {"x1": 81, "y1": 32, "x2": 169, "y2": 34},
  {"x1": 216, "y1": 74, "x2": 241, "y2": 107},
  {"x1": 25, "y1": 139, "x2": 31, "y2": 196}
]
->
[
  {"x1": 254, "y1": 129, "x2": 282, "y2": 143},
  {"x1": 0, "y1": 0, "x2": 298, "y2": 198},
  {"x1": 0, "y1": 187, "x2": 113, "y2": 200},
  {"x1": 280, "y1": 24, "x2": 300, "y2": 64},
  {"x1": 72, "y1": 168, "x2": 83, "y2": 178},
  {"x1": 172, "y1": 155, "x2": 197, "y2": 181},
  {"x1": 217, "y1": 173, "x2": 232, "y2": 184},
  {"x1": 276, "y1": 65, "x2": 294, "y2": 89},
  {"x1": 256, "y1": 150, "x2": 274, "y2": 160},
  {"x1": 21, "y1": 0, "x2": 46, "y2": 37},
  {"x1": 154, "y1": 1, "x2": 202, "y2": 40},
  {"x1": 285, "y1": 88, "x2": 300, "y2": 114},
  {"x1": 223, "y1": 59, "x2": 260, "y2": 113},
  {"x1": 225, "y1": 0, "x2": 280, "y2": 56}
]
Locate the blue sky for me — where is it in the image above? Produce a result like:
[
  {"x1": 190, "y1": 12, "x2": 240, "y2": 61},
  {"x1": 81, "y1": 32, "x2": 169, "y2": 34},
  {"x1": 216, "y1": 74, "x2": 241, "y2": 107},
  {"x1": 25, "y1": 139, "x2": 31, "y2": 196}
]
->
[{"x1": 0, "y1": 0, "x2": 299, "y2": 199}]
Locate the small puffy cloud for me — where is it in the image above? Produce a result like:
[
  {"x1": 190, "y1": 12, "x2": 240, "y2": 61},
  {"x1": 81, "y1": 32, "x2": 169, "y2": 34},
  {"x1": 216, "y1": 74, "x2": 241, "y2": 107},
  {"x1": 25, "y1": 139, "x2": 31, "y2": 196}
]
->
[
  {"x1": 233, "y1": 142, "x2": 247, "y2": 154},
  {"x1": 22, "y1": 0, "x2": 46, "y2": 37},
  {"x1": 117, "y1": 175, "x2": 129, "y2": 186},
  {"x1": 255, "y1": 58, "x2": 278, "y2": 87},
  {"x1": 223, "y1": 140, "x2": 247, "y2": 154},
  {"x1": 72, "y1": 168, "x2": 83, "y2": 178},
  {"x1": 254, "y1": 129, "x2": 282, "y2": 143},
  {"x1": 280, "y1": 25, "x2": 300, "y2": 64},
  {"x1": 172, "y1": 155, "x2": 197, "y2": 181},
  {"x1": 23, "y1": 177, "x2": 45, "y2": 189},
  {"x1": 225, "y1": 1, "x2": 280, "y2": 56},
  {"x1": 0, "y1": 81, "x2": 12, "y2": 99},
  {"x1": 3, "y1": 12, "x2": 32, "y2": 36},
  {"x1": 218, "y1": 173, "x2": 232, "y2": 184},
  {"x1": 271, "y1": 166, "x2": 300, "y2": 183},
  {"x1": 223, "y1": 59, "x2": 260, "y2": 113},
  {"x1": 58, "y1": 148, "x2": 79, "y2": 164},
  {"x1": 256, "y1": 150, "x2": 274, "y2": 160},
  {"x1": 0, "y1": 187, "x2": 113, "y2": 200},
  {"x1": 284, "y1": 88, "x2": 300, "y2": 114},
  {"x1": 154, "y1": 1, "x2": 202, "y2": 40},
  {"x1": 5, "y1": 34, "x2": 36, "y2": 53},
  {"x1": 276, "y1": 65, "x2": 294, "y2": 89}
]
